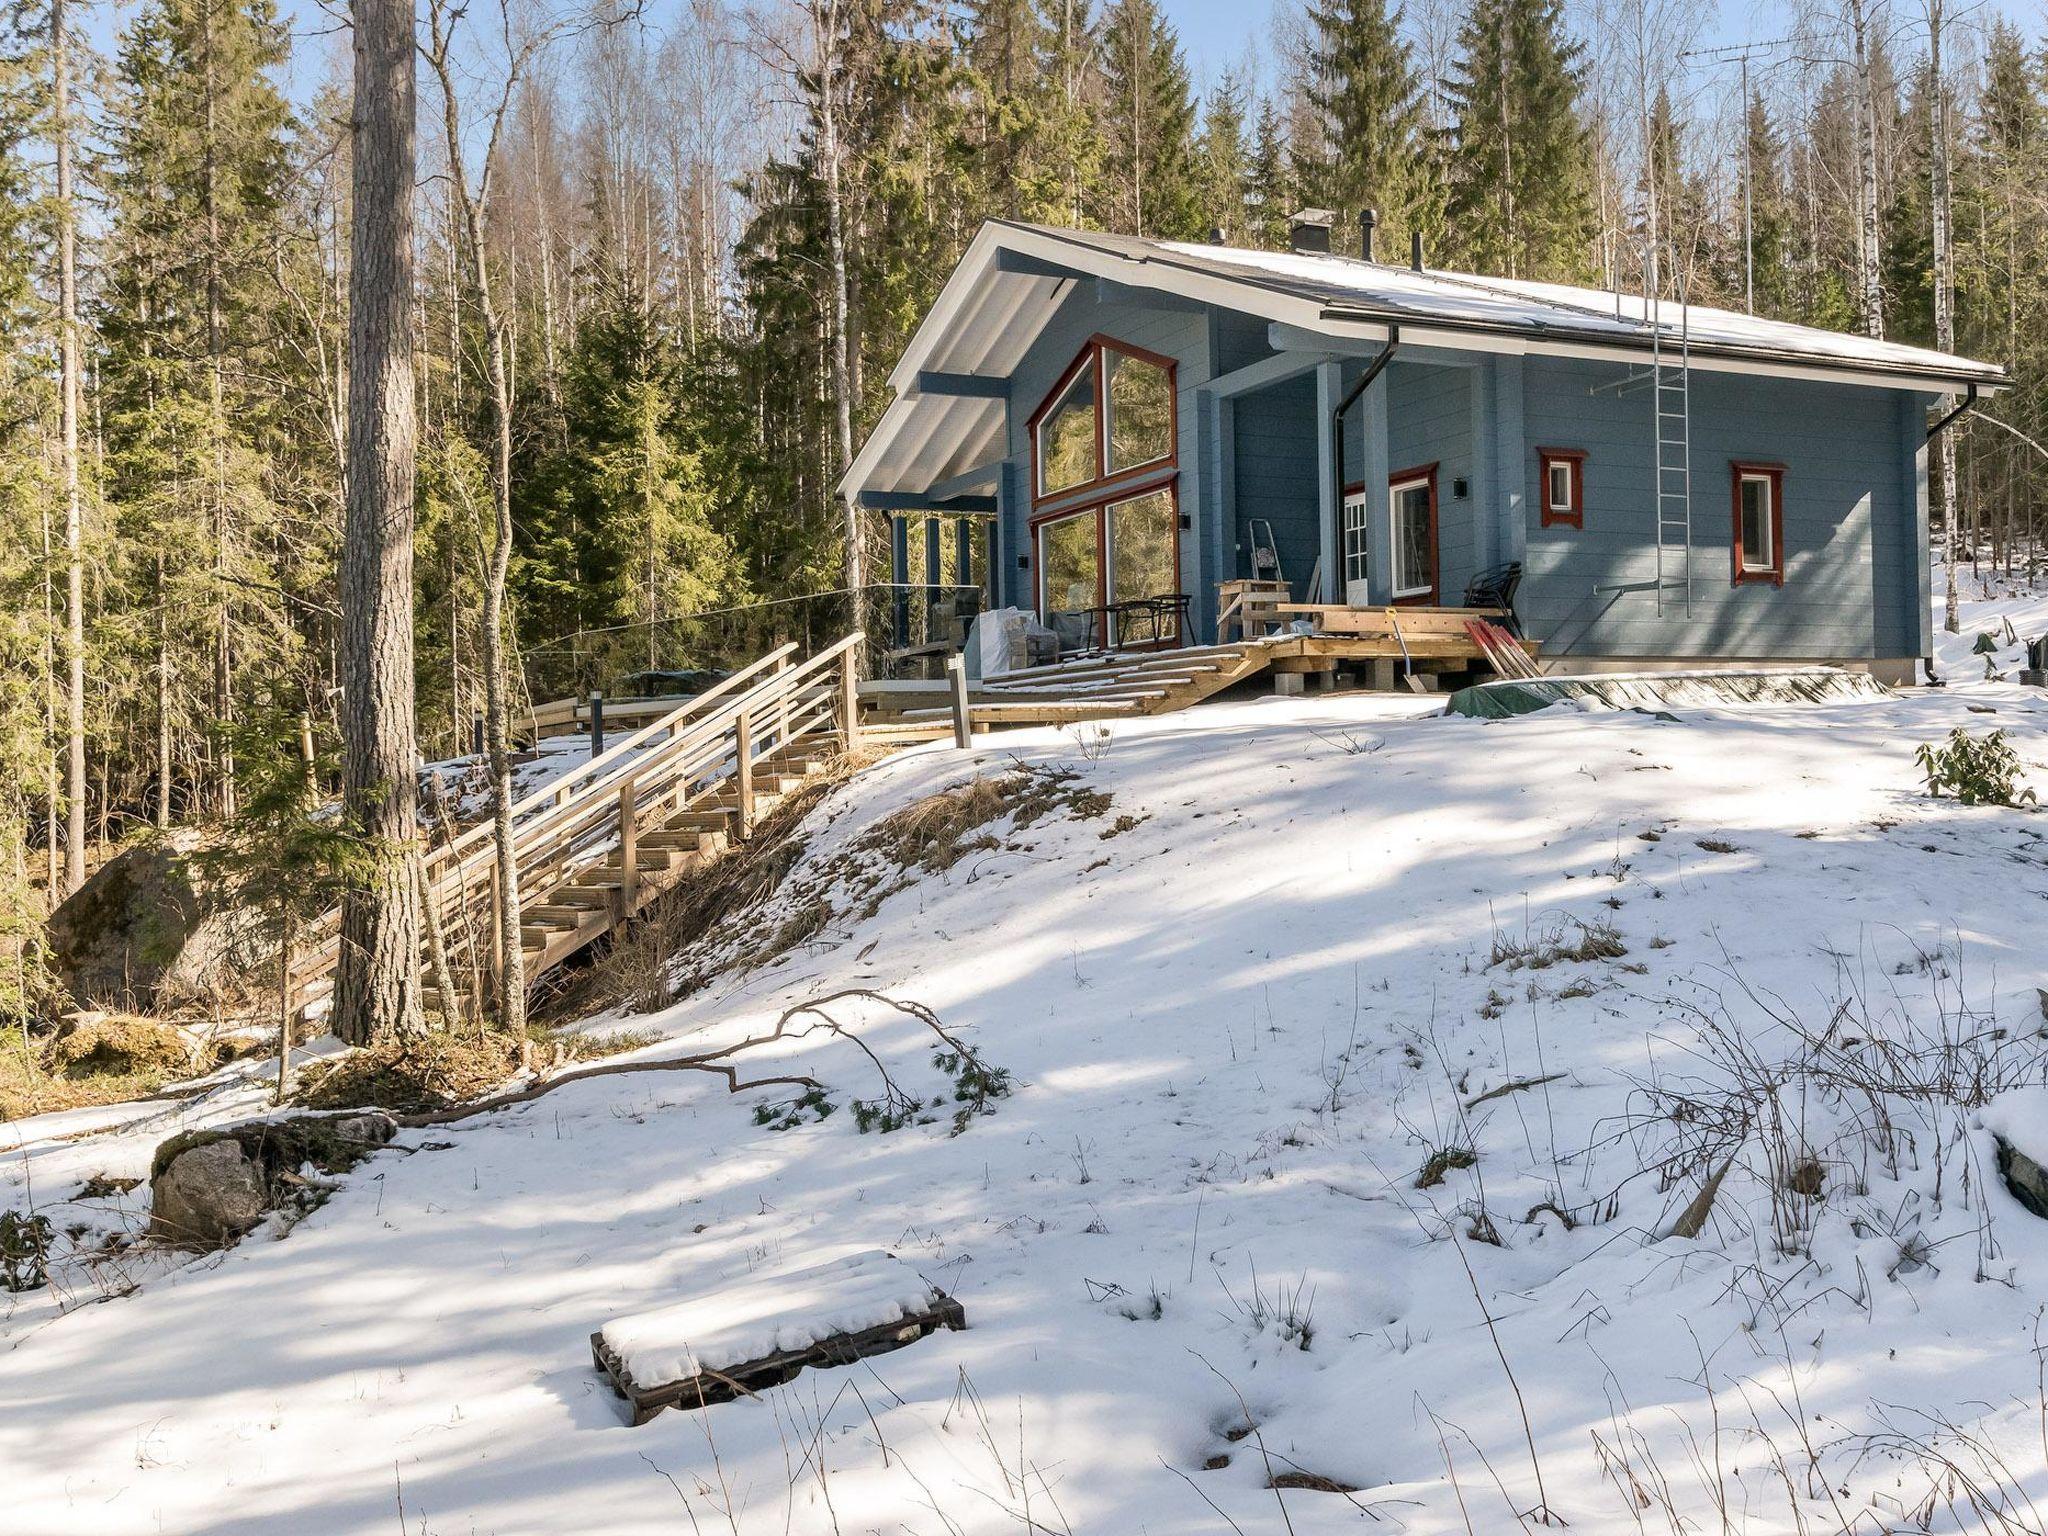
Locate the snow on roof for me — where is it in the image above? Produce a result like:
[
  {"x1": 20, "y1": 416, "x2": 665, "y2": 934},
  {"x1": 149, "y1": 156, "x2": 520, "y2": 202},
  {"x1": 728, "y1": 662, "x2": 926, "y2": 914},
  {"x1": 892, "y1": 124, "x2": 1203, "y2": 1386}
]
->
[
  {"x1": 1149, "y1": 235, "x2": 2004, "y2": 383},
  {"x1": 983, "y1": 221, "x2": 2000, "y2": 386}
]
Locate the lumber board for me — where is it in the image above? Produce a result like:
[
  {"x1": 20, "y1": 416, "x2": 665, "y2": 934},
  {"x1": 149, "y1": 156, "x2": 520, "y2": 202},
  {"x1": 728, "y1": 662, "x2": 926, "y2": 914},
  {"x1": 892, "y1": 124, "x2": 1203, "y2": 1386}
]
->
[{"x1": 591, "y1": 1295, "x2": 967, "y2": 1425}]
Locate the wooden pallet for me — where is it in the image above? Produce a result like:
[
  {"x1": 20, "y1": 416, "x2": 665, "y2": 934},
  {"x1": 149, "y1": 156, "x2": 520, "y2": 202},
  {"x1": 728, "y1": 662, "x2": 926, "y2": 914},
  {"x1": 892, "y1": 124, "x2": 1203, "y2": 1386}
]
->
[{"x1": 591, "y1": 1295, "x2": 967, "y2": 1425}]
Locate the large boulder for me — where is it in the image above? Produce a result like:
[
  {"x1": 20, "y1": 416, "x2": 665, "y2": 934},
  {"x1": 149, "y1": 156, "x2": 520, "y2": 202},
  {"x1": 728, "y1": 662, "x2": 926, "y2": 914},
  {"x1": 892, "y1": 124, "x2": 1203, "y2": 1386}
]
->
[
  {"x1": 148, "y1": 1111, "x2": 398, "y2": 1251},
  {"x1": 149, "y1": 1137, "x2": 271, "y2": 1249},
  {"x1": 44, "y1": 829, "x2": 270, "y2": 1014}
]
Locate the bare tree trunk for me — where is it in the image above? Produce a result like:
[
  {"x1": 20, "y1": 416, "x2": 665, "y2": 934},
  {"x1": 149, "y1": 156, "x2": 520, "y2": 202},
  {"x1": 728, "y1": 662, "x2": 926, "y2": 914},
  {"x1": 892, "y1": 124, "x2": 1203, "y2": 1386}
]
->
[
  {"x1": 335, "y1": 0, "x2": 425, "y2": 1046},
  {"x1": 1849, "y1": 0, "x2": 1884, "y2": 340},
  {"x1": 424, "y1": 0, "x2": 532, "y2": 1033},
  {"x1": 813, "y1": 0, "x2": 865, "y2": 652},
  {"x1": 202, "y1": 0, "x2": 237, "y2": 820},
  {"x1": 53, "y1": 0, "x2": 85, "y2": 897},
  {"x1": 1929, "y1": 0, "x2": 1959, "y2": 633}
]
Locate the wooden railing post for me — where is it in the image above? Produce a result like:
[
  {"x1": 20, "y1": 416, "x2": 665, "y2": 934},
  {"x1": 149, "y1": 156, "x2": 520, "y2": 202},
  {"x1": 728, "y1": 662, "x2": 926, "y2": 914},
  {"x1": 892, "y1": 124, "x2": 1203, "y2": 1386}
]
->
[
  {"x1": 773, "y1": 653, "x2": 791, "y2": 754},
  {"x1": 946, "y1": 652, "x2": 973, "y2": 749},
  {"x1": 734, "y1": 711, "x2": 755, "y2": 840},
  {"x1": 617, "y1": 777, "x2": 639, "y2": 913},
  {"x1": 837, "y1": 644, "x2": 861, "y2": 753}
]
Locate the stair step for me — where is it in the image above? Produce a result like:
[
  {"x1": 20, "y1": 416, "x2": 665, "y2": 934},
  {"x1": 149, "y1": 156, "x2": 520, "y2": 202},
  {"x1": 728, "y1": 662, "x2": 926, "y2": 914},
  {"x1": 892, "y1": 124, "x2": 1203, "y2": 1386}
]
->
[
  {"x1": 643, "y1": 827, "x2": 726, "y2": 853},
  {"x1": 666, "y1": 808, "x2": 735, "y2": 831},
  {"x1": 525, "y1": 904, "x2": 598, "y2": 927}
]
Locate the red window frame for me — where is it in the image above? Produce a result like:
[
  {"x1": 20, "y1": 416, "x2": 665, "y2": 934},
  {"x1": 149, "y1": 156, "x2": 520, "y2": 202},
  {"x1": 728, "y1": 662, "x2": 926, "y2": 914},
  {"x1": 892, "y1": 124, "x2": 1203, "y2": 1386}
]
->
[
  {"x1": 1729, "y1": 461, "x2": 1786, "y2": 586},
  {"x1": 1387, "y1": 462, "x2": 1440, "y2": 607},
  {"x1": 1028, "y1": 478, "x2": 1184, "y2": 650},
  {"x1": 1538, "y1": 447, "x2": 1587, "y2": 529},
  {"x1": 1027, "y1": 334, "x2": 1179, "y2": 506}
]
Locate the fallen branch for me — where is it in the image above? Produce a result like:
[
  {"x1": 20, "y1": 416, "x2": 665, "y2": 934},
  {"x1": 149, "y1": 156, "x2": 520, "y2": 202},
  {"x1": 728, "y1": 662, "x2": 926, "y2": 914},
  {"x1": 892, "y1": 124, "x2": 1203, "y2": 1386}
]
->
[{"x1": 397, "y1": 989, "x2": 993, "y2": 1129}]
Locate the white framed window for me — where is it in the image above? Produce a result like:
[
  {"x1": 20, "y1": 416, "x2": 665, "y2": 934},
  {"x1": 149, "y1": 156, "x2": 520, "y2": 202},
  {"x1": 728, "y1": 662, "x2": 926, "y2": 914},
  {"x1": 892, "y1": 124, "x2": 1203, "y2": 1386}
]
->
[
  {"x1": 1730, "y1": 461, "x2": 1784, "y2": 584},
  {"x1": 1388, "y1": 468, "x2": 1437, "y2": 601},
  {"x1": 1538, "y1": 447, "x2": 1585, "y2": 529},
  {"x1": 1341, "y1": 486, "x2": 1371, "y2": 589}
]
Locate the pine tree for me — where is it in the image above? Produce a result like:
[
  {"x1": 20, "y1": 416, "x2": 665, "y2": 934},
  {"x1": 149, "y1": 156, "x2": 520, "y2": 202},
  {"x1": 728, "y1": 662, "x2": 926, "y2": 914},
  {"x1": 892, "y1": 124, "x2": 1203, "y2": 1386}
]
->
[
  {"x1": 1095, "y1": 0, "x2": 1202, "y2": 238},
  {"x1": 1301, "y1": 0, "x2": 1430, "y2": 257},
  {"x1": 1442, "y1": 0, "x2": 1596, "y2": 280}
]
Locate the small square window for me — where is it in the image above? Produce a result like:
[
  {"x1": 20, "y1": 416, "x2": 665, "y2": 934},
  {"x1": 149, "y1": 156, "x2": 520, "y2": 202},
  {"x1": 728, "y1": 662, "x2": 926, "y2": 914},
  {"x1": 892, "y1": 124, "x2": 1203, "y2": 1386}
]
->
[{"x1": 1538, "y1": 448, "x2": 1585, "y2": 529}]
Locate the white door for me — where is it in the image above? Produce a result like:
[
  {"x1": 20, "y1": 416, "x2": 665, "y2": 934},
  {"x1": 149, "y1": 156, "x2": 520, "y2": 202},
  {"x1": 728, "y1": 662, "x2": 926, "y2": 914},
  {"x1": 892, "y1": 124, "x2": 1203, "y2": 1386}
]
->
[{"x1": 1341, "y1": 486, "x2": 1371, "y2": 605}]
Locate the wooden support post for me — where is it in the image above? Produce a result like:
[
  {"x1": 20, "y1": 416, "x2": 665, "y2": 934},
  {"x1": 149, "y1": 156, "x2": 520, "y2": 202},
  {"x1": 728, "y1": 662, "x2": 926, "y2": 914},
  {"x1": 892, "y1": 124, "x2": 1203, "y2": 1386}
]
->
[
  {"x1": 617, "y1": 778, "x2": 638, "y2": 913},
  {"x1": 837, "y1": 646, "x2": 861, "y2": 753},
  {"x1": 946, "y1": 652, "x2": 973, "y2": 749},
  {"x1": 734, "y1": 712, "x2": 754, "y2": 840},
  {"x1": 773, "y1": 653, "x2": 791, "y2": 754}
]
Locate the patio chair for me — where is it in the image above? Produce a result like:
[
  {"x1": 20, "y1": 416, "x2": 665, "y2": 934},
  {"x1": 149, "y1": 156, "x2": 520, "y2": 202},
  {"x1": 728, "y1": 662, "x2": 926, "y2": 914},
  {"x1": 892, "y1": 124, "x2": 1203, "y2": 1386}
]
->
[{"x1": 1461, "y1": 562, "x2": 1523, "y2": 635}]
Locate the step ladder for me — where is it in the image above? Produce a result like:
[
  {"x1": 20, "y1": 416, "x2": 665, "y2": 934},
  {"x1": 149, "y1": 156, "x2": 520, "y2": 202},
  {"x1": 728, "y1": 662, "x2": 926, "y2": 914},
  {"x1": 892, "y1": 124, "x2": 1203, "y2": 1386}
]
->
[{"x1": 1651, "y1": 277, "x2": 1693, "y2": 616}]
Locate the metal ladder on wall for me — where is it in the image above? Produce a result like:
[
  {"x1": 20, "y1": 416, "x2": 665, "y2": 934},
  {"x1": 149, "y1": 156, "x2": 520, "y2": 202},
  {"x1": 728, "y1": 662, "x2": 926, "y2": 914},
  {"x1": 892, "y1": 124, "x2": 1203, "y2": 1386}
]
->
[{"x1": 1650, "y1": 275, "x2": 1693, "y2": 615}]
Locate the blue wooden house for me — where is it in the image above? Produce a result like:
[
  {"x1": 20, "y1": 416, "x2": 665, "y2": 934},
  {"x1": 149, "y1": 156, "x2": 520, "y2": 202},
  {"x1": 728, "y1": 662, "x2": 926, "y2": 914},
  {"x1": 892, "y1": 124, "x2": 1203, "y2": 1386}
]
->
[{"x1": 841, "y1": 215, "x2": 2004, "y2": 684}]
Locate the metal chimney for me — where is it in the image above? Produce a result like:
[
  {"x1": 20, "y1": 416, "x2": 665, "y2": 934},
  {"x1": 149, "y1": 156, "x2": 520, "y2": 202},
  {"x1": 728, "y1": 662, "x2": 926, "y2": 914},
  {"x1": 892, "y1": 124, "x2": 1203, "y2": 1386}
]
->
[
  {"x1": 1288, "y1": 209, "x2": 1335, "y2": 255},
  {"x1": 1360, "y1": 208, "x2": 1378, "y2": 262},
  {"x1": 1410, "y1": 231, "x2": 1424, "y2": 272}
]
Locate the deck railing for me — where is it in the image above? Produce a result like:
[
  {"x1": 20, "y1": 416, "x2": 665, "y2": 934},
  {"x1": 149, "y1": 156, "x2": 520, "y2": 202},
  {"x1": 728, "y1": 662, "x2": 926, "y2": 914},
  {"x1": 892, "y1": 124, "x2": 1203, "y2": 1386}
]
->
[{"x1": 289, "y1": 632, "x2": 864, "y2": 1021}]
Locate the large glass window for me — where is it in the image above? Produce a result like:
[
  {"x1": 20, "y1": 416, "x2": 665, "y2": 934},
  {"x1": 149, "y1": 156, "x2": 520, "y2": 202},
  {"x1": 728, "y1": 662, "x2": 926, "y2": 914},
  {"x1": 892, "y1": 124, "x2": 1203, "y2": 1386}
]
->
[
  {"x1": 1104, "y1": 349, "x2": 1173, "y2": 474},
  {"x1": 1389, "y1": 471, "x2": 1436, "y2": 600},
  {"x1": 1031, "y1": 337, "x2": 1176, "y2": 502},
  {"x1": 1037, "y1": 366, "x2": 1098, "y2": 496},
  {"x1": 1109, "y1": 489, "x2": 1179, "y2": 643}
]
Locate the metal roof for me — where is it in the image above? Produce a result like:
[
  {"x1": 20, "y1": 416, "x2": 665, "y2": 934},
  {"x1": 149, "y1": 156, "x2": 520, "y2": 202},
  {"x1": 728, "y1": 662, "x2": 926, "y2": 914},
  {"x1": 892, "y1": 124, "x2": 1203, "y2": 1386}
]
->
[{"x1": 843, "y1": 220, "x2": 2005, "y2": 502}]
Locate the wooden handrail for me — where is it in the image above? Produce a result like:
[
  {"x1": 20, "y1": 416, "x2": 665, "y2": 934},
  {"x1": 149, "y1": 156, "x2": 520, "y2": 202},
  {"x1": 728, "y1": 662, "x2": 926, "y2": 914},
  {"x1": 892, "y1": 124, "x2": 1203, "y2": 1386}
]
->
[
  {"x1": 429, "y1": 643, "x2": 799, "y2": 874},
  {"x1": 288, "y1": 632, "x2": 865, "y2": 1013}
]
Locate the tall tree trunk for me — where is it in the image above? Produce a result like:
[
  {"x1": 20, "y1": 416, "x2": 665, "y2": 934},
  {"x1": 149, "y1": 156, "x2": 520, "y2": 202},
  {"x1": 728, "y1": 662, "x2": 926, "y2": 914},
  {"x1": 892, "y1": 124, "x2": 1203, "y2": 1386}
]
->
[
  {"x1": 1848, "y1": 0, "x2": 1884, "y2": 340},
  {"x1": 335, "y1": 0, "x2": 425, "y2": 1046},
  {"x1": 814, "y1": 0, "x2": 865, "y2": 651},
  {"x1": 202, "y1": 0, "x2": 237, "y2": 819},
  {"x1": 53, "y1": 0, "x2": 85, "y2": 897},
  {"x1": 1930, "y1": 0, "x2": 1959, "y2": 634},
  {"x1": 424, "y1": 0, "x2": 536, "y2": 1032}
]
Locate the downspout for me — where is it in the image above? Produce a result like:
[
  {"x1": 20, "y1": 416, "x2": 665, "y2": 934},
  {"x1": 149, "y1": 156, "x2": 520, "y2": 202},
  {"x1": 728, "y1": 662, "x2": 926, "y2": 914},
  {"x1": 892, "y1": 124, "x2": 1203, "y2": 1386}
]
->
[
  {"x1": 1920, "y1": 380, "x2": 1978, "y2": 686},
  {"x1": 1330, "y1": 324, "x2": 1401, "y2": 600}
]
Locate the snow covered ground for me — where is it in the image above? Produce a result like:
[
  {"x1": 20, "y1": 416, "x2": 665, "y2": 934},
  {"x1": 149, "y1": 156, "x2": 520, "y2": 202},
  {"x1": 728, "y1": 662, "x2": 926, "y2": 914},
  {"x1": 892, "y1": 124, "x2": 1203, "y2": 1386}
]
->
[{"x1": 4, "y1": 569, "x2": 2048, "y2": 1534}]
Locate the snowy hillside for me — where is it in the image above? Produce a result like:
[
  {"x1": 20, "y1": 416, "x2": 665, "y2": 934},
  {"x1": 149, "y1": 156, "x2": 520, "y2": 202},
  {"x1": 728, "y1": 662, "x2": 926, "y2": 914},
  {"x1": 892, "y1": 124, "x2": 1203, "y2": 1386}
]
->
[{"x1": 5, "y1": 573, "x2": 2048, "y2": 1534}]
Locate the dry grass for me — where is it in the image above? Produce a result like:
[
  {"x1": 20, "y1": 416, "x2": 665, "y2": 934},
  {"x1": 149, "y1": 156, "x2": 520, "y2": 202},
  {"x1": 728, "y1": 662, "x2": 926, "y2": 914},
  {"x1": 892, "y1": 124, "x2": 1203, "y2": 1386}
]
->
[{"x1": 0, "y1": 1014, "x2": 243, "y2": 1121}]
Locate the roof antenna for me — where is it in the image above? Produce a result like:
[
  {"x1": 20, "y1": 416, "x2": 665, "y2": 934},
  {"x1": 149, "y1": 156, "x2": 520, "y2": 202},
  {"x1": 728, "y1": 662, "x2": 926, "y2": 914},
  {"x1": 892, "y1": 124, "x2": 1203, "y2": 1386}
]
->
[
  {"x1": 1360, "y1": 208, "x2": 1377, "y2": 262},
  {"x1": 1410, "y1": 231, "x2": 1424, "y2": 272}
]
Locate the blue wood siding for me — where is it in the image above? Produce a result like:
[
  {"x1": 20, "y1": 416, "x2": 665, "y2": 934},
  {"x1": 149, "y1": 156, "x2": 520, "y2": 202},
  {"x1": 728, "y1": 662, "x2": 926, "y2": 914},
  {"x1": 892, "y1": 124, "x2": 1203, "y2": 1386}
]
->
[
  {"x1": 1515, "y1": 356, "x2": 1927, "y2": 661},
  {"x1": 1230, "y1": 375, "x2": 1320, "y2": 598},
  {"x1": 972, "y1": 283, "x2": 1930, "y2": 661}
]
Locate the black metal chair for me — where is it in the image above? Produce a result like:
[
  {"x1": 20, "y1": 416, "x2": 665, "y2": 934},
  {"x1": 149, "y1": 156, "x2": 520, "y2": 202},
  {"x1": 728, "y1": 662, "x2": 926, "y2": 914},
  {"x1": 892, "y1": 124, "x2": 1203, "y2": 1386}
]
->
[{"x1": 1462, "y1": 562, "x2": 1523, "y2": 635}]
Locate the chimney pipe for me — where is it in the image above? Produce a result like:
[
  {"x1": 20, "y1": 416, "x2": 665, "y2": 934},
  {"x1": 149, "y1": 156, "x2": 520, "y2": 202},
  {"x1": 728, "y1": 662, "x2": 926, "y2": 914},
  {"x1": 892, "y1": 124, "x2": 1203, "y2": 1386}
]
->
[
  {"x1": 1288, "y1": 209, "x2": 1334, "y2": 255},
  {"x1": 1410, "y1": 231, "x2": 1424, "y2": 272},
  {"x1": 1360, "y1": 208, "x2": 1378, "y2": 262}
]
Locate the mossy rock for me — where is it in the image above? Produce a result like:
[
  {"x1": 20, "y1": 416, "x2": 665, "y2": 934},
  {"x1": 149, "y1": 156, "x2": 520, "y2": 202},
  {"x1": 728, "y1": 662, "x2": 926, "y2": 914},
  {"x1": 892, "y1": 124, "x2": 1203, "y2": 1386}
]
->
[
  {"x1": 44, "y1": 829, "x2": 271, "y2": 1015},
  {"x1": 50, "y1": 1012, "x2": 197, "y2": 1080},
  {"x1": 149, "y1": 1110, "x2": 397, "y2": 1185}
]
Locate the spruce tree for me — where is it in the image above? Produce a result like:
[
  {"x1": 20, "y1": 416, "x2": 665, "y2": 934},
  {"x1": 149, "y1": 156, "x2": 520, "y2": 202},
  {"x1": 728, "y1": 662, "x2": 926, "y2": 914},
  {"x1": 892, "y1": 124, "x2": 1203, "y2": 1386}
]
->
[
  {"x1": 1245, "y1": 95, "x2": 1294, "y2": 248},
  {"x1": 1302, "y1": 0, "x2": 1429, "y2": 257},
  {"x1": 1442, "y1": 0, "x2": 1596, "y2": 279},
  {"x1": 1095, "y1": 0, "x2": 1202, "y2": 238},
  {"x1": 1197, "y1": 68, "x2": 1253, "y2": 242}
]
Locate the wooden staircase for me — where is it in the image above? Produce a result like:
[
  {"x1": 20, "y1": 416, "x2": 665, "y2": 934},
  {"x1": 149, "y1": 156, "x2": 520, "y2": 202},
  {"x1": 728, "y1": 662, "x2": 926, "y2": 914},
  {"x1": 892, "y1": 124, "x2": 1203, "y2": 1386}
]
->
[{"x1": 288, "y1": 634, "x2": 865, "y2": 1025}]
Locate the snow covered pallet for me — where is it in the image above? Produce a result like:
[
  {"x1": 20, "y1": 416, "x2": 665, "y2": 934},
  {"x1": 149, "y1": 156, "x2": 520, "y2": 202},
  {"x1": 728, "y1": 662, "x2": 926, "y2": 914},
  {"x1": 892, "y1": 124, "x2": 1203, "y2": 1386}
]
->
[{"x1": 591, "y1": 1249, "x2": 966, "y2": 1424}]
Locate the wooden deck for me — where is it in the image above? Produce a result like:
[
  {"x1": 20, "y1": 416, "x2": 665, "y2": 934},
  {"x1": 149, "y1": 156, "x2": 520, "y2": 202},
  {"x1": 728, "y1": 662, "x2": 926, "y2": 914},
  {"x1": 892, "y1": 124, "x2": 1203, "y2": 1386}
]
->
[{"x1": 862, "y1": 617, "x2": 1535, "y2": 731}]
